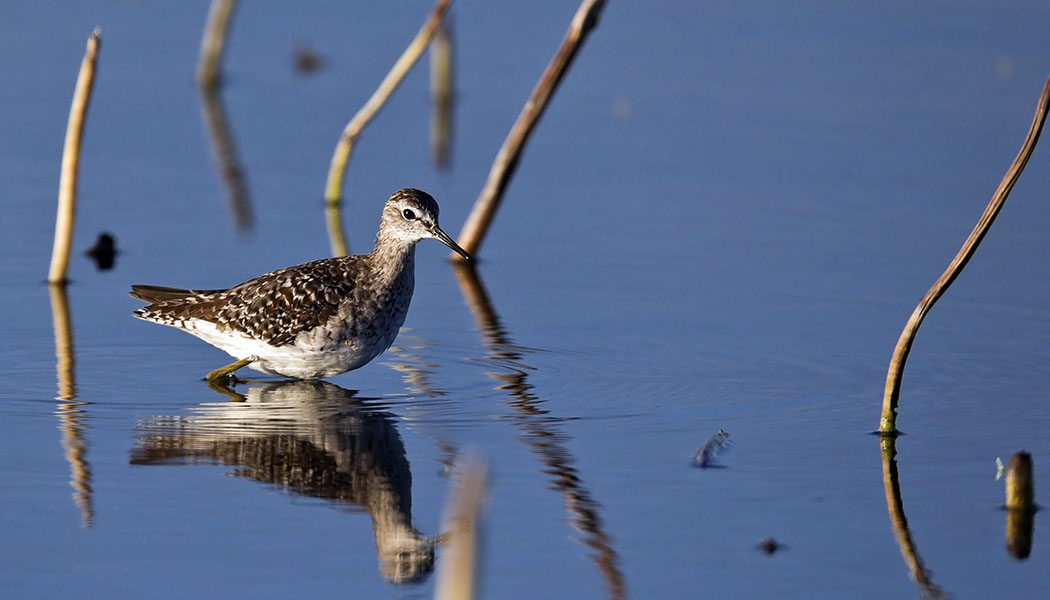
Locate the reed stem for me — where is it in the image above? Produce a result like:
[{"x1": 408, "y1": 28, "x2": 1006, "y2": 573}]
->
[
  {"x1": 453, "y1": 0, "x2": 607, "y2": 260},
  {"x1": 48, "y1": 29, "x2": 101, "y2": 284},
  {"x1": 878, "y1": 74, "x2": 1050, "y2": 434},
  {"x1": 197, "y1": 0, "x2": 237, "y2": 89},
  {"x1": 1004, "y1": 451, "x2": 1036, "y2": 559},
  {"x1": 324, "y1": 0, "x2": 452, "y2": 257},
  {"x1": 1005, "y1": 451, "x2": 1035, "y2": 511}
]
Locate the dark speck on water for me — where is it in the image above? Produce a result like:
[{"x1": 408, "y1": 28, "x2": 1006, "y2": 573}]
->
[
  {"x1": 758, "y1": 538, "x2": 782, "y2": 555},
  {"x1": 294, "y1": 44, "x2": 325, "y2": 76},
  {"x1": 84, "y1": 232, "x2": 117, "y2": 271}
]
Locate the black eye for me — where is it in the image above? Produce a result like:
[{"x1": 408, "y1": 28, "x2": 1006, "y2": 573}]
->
[{"x1": 402, "y1": 208, "x2": 416, "y2": 220}]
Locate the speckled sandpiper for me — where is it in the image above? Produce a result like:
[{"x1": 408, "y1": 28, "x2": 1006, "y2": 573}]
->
[{"x1": 130, "y1": 188, "x2": 470, "y2": 381}]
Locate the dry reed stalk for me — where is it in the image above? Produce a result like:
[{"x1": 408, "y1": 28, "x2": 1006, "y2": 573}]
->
[
  {"x1": 48, "y1": 29, "x2": 100, "y2": 284},
  {"x1": 197, "y1": 0, "x2": 237, "y2": 89},
  {"x1": 324, "y1": 0, "x2": 452, "y2": 257},
  {"x1": 453, "y1": 0, "x2": 607, "y2": 260},
  {"x1": 1005, "y1": 451, "x2": 1035, "y2": 511},
  {"x1": 324, "y1": 200, "x2": 350, "y2": 258},
  {"x1": 879, "y1": 74, "x2": 1050, "y2": 434},
  {"x1": 1004, "y1": 451, "x2": 1036, "y2": 559}
]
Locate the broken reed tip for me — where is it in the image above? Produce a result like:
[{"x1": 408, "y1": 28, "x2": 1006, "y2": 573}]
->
[{"x1": 1005, "y1": 451, "x2": 1035, "y2": 511}]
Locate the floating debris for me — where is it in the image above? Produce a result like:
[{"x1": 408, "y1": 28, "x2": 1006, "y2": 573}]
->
[
  {"x1": 84, "y1": 232, "x2": 117, "y2": 270},
  {"x1": 996, "y1": 456, "x2": 1005, "y2": 481},
  {"x1": 757, "y1": 537, "x2": 781, "y2": 555},
  {"x1": 692, "y1": 429, "x2": 732, "y2": 469}
]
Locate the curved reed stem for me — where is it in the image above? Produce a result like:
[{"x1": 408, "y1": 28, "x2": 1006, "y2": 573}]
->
[
  {"x1": 196, "y1": 0, "x2": 237, "y2": 89},
  {"x1": 453, "y1": 0, "x2": 607, "y2": 261},
  {"x1": 879, "y1": 74, "x2": 1050, "y2": 434},
  {"x1": 324, "y1": 201, "x2": 350, "y2": 258},
  {"x1": 48, "y1": 29, "x2": 100, "y2": 284},
  {"x1": 324, "y1": 0, "x2": 451, "y2": 257}
]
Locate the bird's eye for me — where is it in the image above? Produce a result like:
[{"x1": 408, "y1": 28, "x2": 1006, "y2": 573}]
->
[{"x1": 402, "y1": 208, "x2": 416, "y2": 220}]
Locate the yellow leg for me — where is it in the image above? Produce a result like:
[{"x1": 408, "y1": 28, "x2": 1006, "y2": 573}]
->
[{"x1": 205, "y1": 355, "x2": 256, "y2": 381}]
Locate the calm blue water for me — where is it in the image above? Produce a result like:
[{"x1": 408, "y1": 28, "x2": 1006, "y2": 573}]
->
[{"x1": 3, "y1": 2, "x2": 1050, "y2": 598}]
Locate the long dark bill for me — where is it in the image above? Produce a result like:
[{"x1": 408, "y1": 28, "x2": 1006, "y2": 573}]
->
[{"x1": 433, "y1": 226, "x2": 472, "y2": 261}]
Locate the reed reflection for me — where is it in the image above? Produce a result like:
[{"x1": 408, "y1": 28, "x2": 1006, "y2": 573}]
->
[
  {"x1": 429, "y1": 18, "x2": 453, "y2": 169},
  {"x1": 385, "y1": 337, "x2": 459, "y2": 478},
  {"x1": 130, "y1": 380, "x2": 433, "y2": 584},
  {"x1": 386, "y1": 337, "x2": 449, "y2": 400},
  {"x1": 49, "y1": 282, "x2": 93, "y2": 529},
  {"x1": 879, "y1": 437, "x2": 947, "y2": 600},
  {"x1": 453, "y1": 263, "x2": 626, "y2": 600},
  {"x1": 198, "y1": 78, "x2": 252, "y2": 231},
  {"x1": 1006, "y1": 505, "x2": 1036, "y2": 560}
]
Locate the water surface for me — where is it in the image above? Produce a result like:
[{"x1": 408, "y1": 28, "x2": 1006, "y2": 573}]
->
[{"x1": 2, "y1": 2, "x2": 1050, "y2": 598}]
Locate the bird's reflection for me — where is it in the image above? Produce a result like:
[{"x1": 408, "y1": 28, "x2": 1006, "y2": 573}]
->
[
  {"x1": 453, "y1": 263, "x2": 626, "y2": 600},
  {"x1": 130, "y1": 380, "x2": 433, "y2": 584},
  {"x1": 879, "y1": 436, "x2": 947, "y2": 599}
]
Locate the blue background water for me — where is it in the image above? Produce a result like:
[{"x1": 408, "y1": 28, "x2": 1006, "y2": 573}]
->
[{"x1": 2, "y1": 2, "x2": 1050, "y2": 598}]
